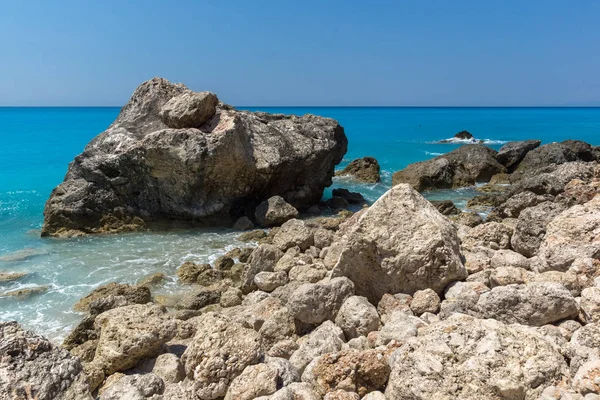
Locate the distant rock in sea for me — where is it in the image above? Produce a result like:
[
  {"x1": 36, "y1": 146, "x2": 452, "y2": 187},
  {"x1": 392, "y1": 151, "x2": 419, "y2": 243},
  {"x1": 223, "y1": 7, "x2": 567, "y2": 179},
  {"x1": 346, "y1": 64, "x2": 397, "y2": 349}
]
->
[
  {"x1": 41, "y1": 77, "x2": 347, "y2": 237},
  {"x1": 438, "y1": 130, "x2": 484, "y2": 144}
]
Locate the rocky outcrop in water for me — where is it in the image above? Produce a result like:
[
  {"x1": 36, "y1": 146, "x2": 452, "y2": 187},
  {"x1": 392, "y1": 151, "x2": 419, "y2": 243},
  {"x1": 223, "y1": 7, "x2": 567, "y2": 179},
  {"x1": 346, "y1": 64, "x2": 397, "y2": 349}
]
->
[
  {"x1": 335, "y1": 157, "x2": 381, "y2": 183},
  {"x1": 41, "y1": 77, "x2": 347, "y2": 237}
]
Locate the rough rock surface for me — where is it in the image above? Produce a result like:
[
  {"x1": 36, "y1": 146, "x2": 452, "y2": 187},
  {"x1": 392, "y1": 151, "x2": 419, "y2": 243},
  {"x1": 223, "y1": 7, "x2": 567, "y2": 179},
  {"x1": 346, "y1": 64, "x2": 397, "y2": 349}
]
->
[
  {"x1": 385, "y1": 314, "x2": 570, "y2": 400},
  {"x1": 327, "y1": 184, "x2": 466, "y2": 301},
  {"x1": 255, "y1": 196, "x2": 300, "y2": 227},
  {"x1": 511, "y1": 201, "x2": 567, "y2": 258},
  {"x1": 98, "y1": 373, "x2": 164, "y2": 400},
  {"x1": 496, "y1": 140, "x2": 541, "y2": 171},
  {"x1": 391, "y1": 144, "x2": 506, "y2": 191},
  {"x1": 513, "y1": 140, "x2": 596, "y2": 179},
  {"x1": 0, "y1": 321, "x2": 92, "y2": 400},
  {"x1": 336, "y1": 157, "x2": 381, "y2": 183},
  {"x1": 73, "y1": 282, "x2": 151, "y2": 312},
  {"x1": 42, "y1": 77, "x2": 347, "y2": 237},
  {"x1": 334, "y1": 295, "x2": 380, "y2": 339},
  {"x1": 290, "y1": 321, "x2": 345, "y2": 374},
  {"x1": 287, "y1": 277, "x2": 355, "y2": 324}
]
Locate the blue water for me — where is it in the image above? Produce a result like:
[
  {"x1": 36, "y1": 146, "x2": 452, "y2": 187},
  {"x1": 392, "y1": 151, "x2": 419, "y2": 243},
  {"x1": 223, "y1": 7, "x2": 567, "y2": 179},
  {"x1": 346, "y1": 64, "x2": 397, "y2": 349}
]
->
[{"x1": 1, "y1": 106, "x2": 599, "y2": 339}]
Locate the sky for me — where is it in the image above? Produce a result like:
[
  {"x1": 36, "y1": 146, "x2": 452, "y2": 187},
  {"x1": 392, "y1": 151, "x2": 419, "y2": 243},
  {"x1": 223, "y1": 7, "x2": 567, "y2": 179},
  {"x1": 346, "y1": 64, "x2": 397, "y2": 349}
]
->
[{"x1": 1, "y1": 0, "x2": 599, "y2": 106}]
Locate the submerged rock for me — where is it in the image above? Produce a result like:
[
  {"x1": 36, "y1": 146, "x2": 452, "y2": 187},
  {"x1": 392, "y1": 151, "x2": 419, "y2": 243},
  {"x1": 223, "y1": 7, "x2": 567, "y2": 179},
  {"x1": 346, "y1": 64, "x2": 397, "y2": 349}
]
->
[
  {"x1": 0, "y1": 321, "x2": 92, "y2": 400},
  {"x1": 336, "y1": 157, "x2": 381, "y2": 183},
  {"x1": 2, "y1": 285, "x2": 48, "y2": 298},
  {"x1": 73, "y1": 282, "x2": 151, "y2": 312},
  {"x1": 0, "y1": 271, "x2": 28, "y2": 282},
  {"x1": 42, "y1": 77, "x2": 347, "y2": 237}
]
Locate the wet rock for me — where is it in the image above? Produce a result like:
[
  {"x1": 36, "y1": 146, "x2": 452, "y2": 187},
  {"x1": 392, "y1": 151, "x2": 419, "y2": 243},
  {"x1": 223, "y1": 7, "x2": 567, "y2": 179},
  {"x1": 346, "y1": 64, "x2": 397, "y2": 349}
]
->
[
  {"x1": 326, "y1": 184, "x2": 466, "y2": 302},
  {"x1": 0, "y1": 271, "x2": 27, "y2": 282},
  {"x1": 255, "y1": 271, "x2": 289, "y2": 292},
  {"x1": 176, "y1": 262, "x2": 210, "y2": 283},
  {"x1": 256, "y1": 196, "x2": 300, "y2": 227},
  {"x1": 290, "y1": 320, "x2": 345, "y2": 374},
  {"x1": 475, "y1": 282, "x2": 578, "y2": 326},
  {"x1": 334, "y1": 295, "x2": 380, "y2": 339},
  {"x1": 92, "y1": 304, "x2": 176, "y2": 375},
  {"x1": 430, "y1": 199, "x2": 460, "y2": 215},
  {"x1": 2, "y1": 285, "x2": 48, "y2": 299},
  {"x1": 137, "y1": 272, "x2": 166, "y2": 287},
  {"x1": 496, "y1": 140, "x2": 542, "y2": 171},
  {"x1": 42, "y1": 78, "x2": 346, "y2": 237},
  {"x1": 238, "y1": 229, "x2": 267, "y2": 242},
  {"x1": 98, "y1": 373, "x2": 164, "y2": 400},
  {"x1": 410, "y1": 288, "x2": 441, "y2": 315},
  {"x1": 241, "y1": 244, "x2": 284, "y2": 293},
  {"x1": 214, "y1": 255, "x2": 234, "y2": 271},
  {"x1": 385, "y1": 313, "x2": 570, "y2": 399},
  {"x1": 288, "y1": 277, "x2": 355, "y2": 325},
  {"x1": 336, "y1": 157, "x2": 380, "y2": 183},
  {"x1": 451, "y1": 210, "x2": 484, "y2": 227},
  {"x1": 538, "y1": 195, "x2": 600, "y2": 271},
  {"x1": 74, "y1": 282, "x2": 151, "y2": 312},
  {"x1": 0, "y1": 321, "x2": 92, "y2": 400},
  {"x1": 181, "y1": 313, "x2": 263, "y2": 399},
  {"x1": 511, "y1": 201, "x2": 567, "y2": 258},
  {"x1": 392, "y1": 144, "x2": 506, "y2": 191}
]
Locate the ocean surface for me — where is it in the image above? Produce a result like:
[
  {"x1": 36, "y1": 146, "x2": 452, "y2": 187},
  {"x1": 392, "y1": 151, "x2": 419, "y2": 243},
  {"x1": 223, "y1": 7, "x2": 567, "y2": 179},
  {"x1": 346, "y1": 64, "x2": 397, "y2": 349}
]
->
[{"x1": 1, "y1": 106, "x2": 599, "y2": 341}]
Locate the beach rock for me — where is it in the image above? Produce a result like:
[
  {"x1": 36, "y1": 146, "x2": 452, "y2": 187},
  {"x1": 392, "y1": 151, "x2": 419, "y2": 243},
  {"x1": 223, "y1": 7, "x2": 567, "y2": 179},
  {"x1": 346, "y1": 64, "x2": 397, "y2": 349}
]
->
[
  {"x1": 225, "y1": 363, "x2": 279, "y2": 400},
  {"x1": 336, "y1": 157, "x2": 380, "y2": 183},
  {"x1": 152, "y1": 353, "x2": 185, "y2": 384},
  {"x1": 255, "y1": 196, "x2": 300, "y2": 227},
  {"x1": 410, "y1": 289, "x2": 441, "y2": 315},
  {"x1": 0, "y1": 271, "x2": 27, "y2": 282},
  {"x1": 0, "y1": 321, "x2": 92, "y2": 400},
  {"x1": 175, "y1": 287, "x2": 221, "y2": 310},
  {"x1": 290, "y1": 320, "x2": 345, "y2": 374},
  {"x1": 512, "y1": 140, "x2": 596, "y2": 178},
  {"x1": 159, "y1": 90, "x2": 218, "y2": 129},
  {"x1": 326, "y1": 184, "x2": 466, "y2": 302},
  {"x1": 301, "y1": 349, "x2": 390, "y2": 397},
  {"x1": 288, "y1": 277, "x2": 354, "y2": 324},
  {"x1": 334, "y1": 295, "x2": 380, "y2": 339},
  {"x1": 220, "y1": 286, "x2": 243, "y2": 307},
  {"x1": 461, "y1": 222, "x2": 513, "y2": 251},
  {"x1": 573, "y1": 360, "x2": 600, "y2": 395},
  {"x1": 430, "y1": 199, "x2": 460, "y2": 215},
  {"x1": 538, "y1": 195, "x2": 600, "y2": 271},
  {"x1": 265, "y1": 382, "x2": 321, "y2": 400},
  {"x1": 332, "y1": 188, "x2": 366, "y2": 204},
  {"x1": 2, "y1": 285, "x2": 48, "y2": 298},
  {"x1": 273, "y1": 219, "x2": 315, "y2": 251},
  {"x1": 489, "y1": 266, "x2": 530, "y2": 287},
  {"x1": 289, "y1": 263, "x2": 328, "y2": 283},
  {"x1": 512, "y1": 161, "x2": 595, "y2": 196},
  {"x1": 377, "y1": 293, "x2": 413, "y2": 324},
  {"x1": 181, "y1": 313, "x2": 263, "y2": 399},
  {"x1": 255, "y1": 271, "x2": 289, "y2": 292},
  {"x1": 496, "y1": 139, "x2": 542, "y2": 171},
  {"x1": 487, "y1": 191, "x2": 553, "y2": 221},
  {"x1": 475, "y1": 282, "x2": 578, "y2": 326},
  {"x1": 241, "y1": 243, "x2": 284, "y2": 293},
  {"x1": 73, "y1": 282, "x2": 151, "y2": 312},
  {"x1": 98, "y1": 373, "x2": 164, "y2": 400},
  {"x1": 238, "y1": 229, "x2": 267, "y2": 242},
  {"x1": 451, "y1": 210, "x2": 484, "y2": 227},
  {"x1": 490, "y1": 249, "x2": 530, "y2": 270},
  {"x1": 391, "y1": 144, "x2": 506, "y2": 191},
  {"x1": 376, "y1": 311, "x2": 427, "y2": 346},
  {"x1": 176, "y1": 262, "x2": 209, "y2": 283},
  {"x1": 42, "y1": 77, "x2": 346, "y2": 237},
  {"x1": 91, "y1": 304, "x2": 176, "y2": 375},
  {"x1": 385, "y1": 313, "x2": 570, "y2": 400},
  {"x1": 580, "y1": 287, "x2": 600, "y2": 324},
  {"x1": 511, "y1": 201, "x2": 567, "y2": 258}
]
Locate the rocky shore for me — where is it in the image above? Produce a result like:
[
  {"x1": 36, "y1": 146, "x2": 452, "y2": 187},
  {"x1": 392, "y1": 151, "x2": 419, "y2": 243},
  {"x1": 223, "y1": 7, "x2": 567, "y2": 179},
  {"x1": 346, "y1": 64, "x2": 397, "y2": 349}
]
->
[{"x1": 4, "y1": 86, "x2": 600, "y2": 399}]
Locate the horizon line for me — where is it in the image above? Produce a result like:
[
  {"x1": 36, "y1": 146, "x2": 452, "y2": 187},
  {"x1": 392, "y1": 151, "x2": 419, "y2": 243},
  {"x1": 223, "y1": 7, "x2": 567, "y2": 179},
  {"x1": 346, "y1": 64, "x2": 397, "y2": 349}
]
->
[{"x1": 1, "y1": 105, "x2": 600, "y2": 109}]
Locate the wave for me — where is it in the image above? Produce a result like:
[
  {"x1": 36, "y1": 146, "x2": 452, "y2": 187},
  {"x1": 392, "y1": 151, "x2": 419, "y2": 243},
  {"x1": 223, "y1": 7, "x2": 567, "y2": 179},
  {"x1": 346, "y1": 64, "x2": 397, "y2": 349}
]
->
[
  {"x1": 425, "y1": 151, "x2": 444, "y2": 156},
  {"x1": 431, "y1": 138, "x2": 508, "y2": 145}
]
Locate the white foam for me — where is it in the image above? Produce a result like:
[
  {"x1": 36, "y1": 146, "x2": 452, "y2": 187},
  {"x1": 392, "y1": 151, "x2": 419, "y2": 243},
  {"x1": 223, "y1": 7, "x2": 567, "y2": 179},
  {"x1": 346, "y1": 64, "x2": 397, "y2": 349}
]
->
[{"x1": 431, "y1": 138, "x2": 508, "y2": 145}]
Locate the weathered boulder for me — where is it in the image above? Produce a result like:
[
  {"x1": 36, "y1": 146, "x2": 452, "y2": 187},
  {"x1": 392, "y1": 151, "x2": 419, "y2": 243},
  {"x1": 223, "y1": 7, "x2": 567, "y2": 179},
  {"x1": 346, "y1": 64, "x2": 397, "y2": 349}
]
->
[
  {"x1": 573, "y1": 360, "x2": 600, "y2": 395},
  {"x1": 326, "y1": 184, "x2": 466, "y2": 302},
  {"x1": 487, "y1": 191, "x2": 553, "y2": 221},
  {"x1": 273, "y1": 219, "x2": 315, "y2": 251},
  {"x1": 255, "y1": 196, "x2": 300, "y2": 227},
  {"x1": 152, "y1": 353, "x2": 185, "y2": 384},
  {"x1": 538, "y1": 195, "x2": 600, "y2": 271},
  {"x1": 512, "y1": 161, "x2": 595, "y2": 196},
  {"x1": 42, "y1": 77, "x2": 347, "y2": 237},
  {"x1": 376, "y1": 311, "x2": 426, "y2": 346},
  {"x1": 0, "y1": 321, "x2": 92, "y2": 400},
  {"x1": 410, "y1": 289, "x2": 441, "y2": 315},
  {"x1": 334, "y1": 295, "x2": 380, "y2": 339},
  {"x1": 580, "y1": 287, "x2": 600, "y2": 324},
  {"x1": 475, "y1": 282, "x2": 578, "y2": 326},
  {"x1": 255, "y1": 271, "x2": 289, "y2": 292},
  {"x1": 73, "y1": 282, "x2": 151, "y2": 312},
  {"x1": 241, "y1": 244, "x2": 284, "y2": 293},
  {"x1": 496, "y1": 140, "x2": 541, "y2": 171},
  {"x1": 461, "y1": 222, "x2": 513, "y2": 251},
  {"x1": 336, "y1": 157, "x2": 380, "y2": 183},
  {"x1": 181, "y1": 313, "x2": 263, "y2": 399},
  {"x1": 290, "y1": 321, "x2": 345, "y2": 374},
  {"x1": 511, "y1": 201, "x2": 567, "y2": 258},
  {"x1": 385, "y1": 314, "x2": 570, "y2": 400},
  {"x1": 392, "y1": 144, "x2": 506, "y2": 191},
  {"x1": 225, "y1": 363, "x2": 279, "y2": 400},
  {"x1": 512, "y1": 140, "x2": 596, "y2": 179},
  {"x1": 98, "y1": 373, "x2": 164, "y2": 400},
  {"x1": 287, "y1": 277, "x2": 355, "y2": 324}
]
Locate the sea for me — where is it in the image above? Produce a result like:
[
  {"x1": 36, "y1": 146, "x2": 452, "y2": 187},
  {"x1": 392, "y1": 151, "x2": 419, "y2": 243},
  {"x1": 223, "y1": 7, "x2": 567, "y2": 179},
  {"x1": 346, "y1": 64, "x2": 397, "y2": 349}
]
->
[{"x1": 1, "y1": 106, "x2": 599, "y2": 341}]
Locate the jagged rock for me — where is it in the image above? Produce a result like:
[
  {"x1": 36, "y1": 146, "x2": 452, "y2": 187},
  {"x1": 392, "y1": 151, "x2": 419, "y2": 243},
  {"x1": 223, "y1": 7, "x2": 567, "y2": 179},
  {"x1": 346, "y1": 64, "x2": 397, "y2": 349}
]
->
[
  {"x1": 336, "y1": 157, "x2": 381, "y2": 183},
  {"x1": 377, "y1": 294, "x2": 413, "y2": 324},
  {"x1": 512, "y1": 140, "x2": 596, "y2": 179},
  {"x1": 220, "y1": 286, "x2": 243, "y2": 307},
  {"x1": 538, "y1": 195, "x2": 600, "y2": 271},
  {"x1": 580, "y1": 287, "x2": 600, "y2": 324},
  {"x1": 332, "y1": 188, "x2": 366, "y2": 204},
  {"x1": 98, "y1": 373, "x2": 164, "y2": 400},
  {"x1": 512, "y1": 161, "x2": 595, "y2": 195},
  {"x1": 241, "y1": 244, "x2": 284, "y2": 293},
  {"x1": 475, "y1": 282, "x2": 578, "y2": 326},
  {"x1": 555, "y1": 179, "x2": 599, "y2": 207},
  {"x1": 489, "y1": 266, "x2": 531, "y2": 287},
  {"x1": 334, "y1": 295, "x2": 380, "y2": 339},
  {"x1": 255, "y1": 271, "x2": 289, "y2": 292},
  {"x1": 288, "y1": 277, "x2": 355, "y2": 324},
  {"x1": 326, "y1": 184, "x2": 466, "y2": 302},
  {"x1": 159, "y1": 90, "x2": 218, "y2": 129},
  {"x1": 0, "y1": 321, "x2": 92, "y2": 400},
  {"x1": 152, "y1": 353, "x2": 185, "y2": 384},
  {"x1": 391, "y1": 144, "x2": 506, "y2": 191},
  {"x1": 410, "y1": 289, "x2": 441, "y2": 315},
  {"x1": 2, "y1": 285, "x2": 48, "y2": 298},
  {"x1": 225, "y1": 363, "x2": 279, "y2": 400},
  {"x1": 461, "y1": 222, "x2": 514, "y2": 251},
  {"x1": 176, "y1": 262, "x2": 209, "y2": 283},
  {"x1": 487, "y1": 191, "x2": 554, "y2": 221},
  {"x1": 136, "y1": 272, "x2": 166, "y2": 287},
  {"x1": 290, "y1": 321, "x2": 345, "y2": 374},
  {"x1": 301, "y1": 349, "x2": 390, "y2": 397},
  {"x1": 289, "y1": 263, "x2": 327, "y2": 283},
  {"x1": 214, "y1": 255, "x2": 234, "y2": 270},
  {"x1": 451, "y1": 210, "x2": 484, "y2": 227},
  {"x1": 496, "y1": 140, "x2": 541, "y2": 171},
  {"x1": 91, "y1": 304, "x2": 176, "y2": 375},
  {"x1": 375, "y1": 311, "x2": 426, "y2": 346},
  {"x1": 385, "y1": 314, "x2": 570, "y2": 399},
  {"x1": 255, "y1": 196, "x2": 300, "y2": 227},
  {"x1": 511, "y1": 201, "x2": 567, "y2": 258},
  {"x1": 430, "y1": 199, "x2": 460, "y2": 215},
  {"x1": 273, "y1": 219, "x2": 315, "y2": 251},
  {"x1": 42, "y1": 78, "x2": 346, "y2": 237},
  {"x1": 175, "y1": 287, "x2": 221, "y2": 310},
  {"x1": 573, "y1": 360, "x2": 600, "y2": 395},
  {"x1": 73, "y1": 282, "x2": 151, "y2": 312},
  {"x1": 181, "y1": 313, "x2": 263, "y2": 399}
]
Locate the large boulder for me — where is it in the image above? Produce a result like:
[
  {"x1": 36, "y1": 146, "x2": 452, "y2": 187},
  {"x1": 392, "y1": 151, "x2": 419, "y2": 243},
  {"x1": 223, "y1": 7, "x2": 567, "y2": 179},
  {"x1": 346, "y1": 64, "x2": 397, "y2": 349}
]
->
[
  {"x1": 336, "y1": 157, "x2": 381, "y2": 183},
  {"x1": 512, "y1": 140, "x2": 596, "y2": 179},
  {"x1": 385, "y1": 314, "x2": 570, "y2": 399},
  {"x1": 391, "y1": 144, "x2": 506, "y2": 191},
  {"x1": 289, "y1": 321, "x2": 345, "y2": 374},
  {"x1": 496, "y1": 140, "x2": 541, "y2": 171},
  {"x1": 73, "y1": 282, "x2": 151, "y2": 312},
  {"x1": 287, "y1": 277, "x2": 355, "y2": 325},
  {"x1": 326, "y1": 184, "x2": 466, "y2": 302},
  {"x1": 0, "y1": 321, "x2": 92, "y2": 400},
  {"x1": 511, "y1": 161, "x2": 595, "y2": 196},
  {"x1": 41, "y1": 77, "x2": 347, "y2": 237},
  {"x1": 511, "y1": 201, "x2": 567, "y2": 258}
]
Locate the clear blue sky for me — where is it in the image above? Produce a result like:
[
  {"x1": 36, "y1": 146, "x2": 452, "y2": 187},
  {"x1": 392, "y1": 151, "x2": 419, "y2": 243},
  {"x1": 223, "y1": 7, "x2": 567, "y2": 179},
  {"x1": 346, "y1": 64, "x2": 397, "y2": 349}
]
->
[{"x1": 1, "y1": 0, "x2": 599, "y2": 106}]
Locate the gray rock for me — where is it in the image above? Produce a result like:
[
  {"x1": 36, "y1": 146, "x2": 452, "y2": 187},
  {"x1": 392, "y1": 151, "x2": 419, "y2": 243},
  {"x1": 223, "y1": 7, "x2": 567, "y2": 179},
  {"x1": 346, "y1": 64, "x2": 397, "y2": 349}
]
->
[
  {"x1": 410, "y1": 288, "x2": 441, "y2": 315},
  {"x1": 511, "y1": 201, "x2": 567, "y2": 258},
  {"x1": 99, "y1": 373, "x2": 164, "y2": 400},
  {"x1": 42, "y1": 78, "x2": 347, "y2": 237},
  {"x1": 289, "y1": 320, "x2": 345, "y2": 374},
  {"x1": 152, "y1": 353, "x2": 185, "y2": 384},
  {"x1": 241, "y1": 244, "x2": 284, "y2": 293},
  {"x1": 159, "y1": 90, "x2": 218, "y2": 129},
  {"x1": 334, "y1": 295, "x2": 380, "y2": 339},
  {"x1": 461, "y1": 222, "x2": 514, "y2": 251},
  {"x1": 287, "y1": 277, "x2": 355, "y2": 324},
  {"x1": 233, "y1": 216, "x2": 254, "y2": 230},
  {"x1": 487, "y1": 191, "x2": 554, "y2": 221},
  {"x1": 581, "y1": 287, "x2": 600, "y2": 324},
  {"x1": 273, "y1": 219, "x2": 315, "y2": 251},
  {"x1": 336, "y1": 156, "x2": 380, "y2": 183},
  {"x1": 0, "y1": 321, "x2": 92, "y2": 400},
  {"x1": 512, "y1": 161, "x2": 595, "y2": 196},
  {"x1": 255, "y1": 196, "x2": 300, "y2": 227},
  {"x1": 255, "y1": 271, "x2": 289, "y2": 292},
  {"x1": 496, "y1": 140, "x2": 542, "y2": 171},
  {"x1": 376, "y1": 311, "x2": 426, "y2": 346}
]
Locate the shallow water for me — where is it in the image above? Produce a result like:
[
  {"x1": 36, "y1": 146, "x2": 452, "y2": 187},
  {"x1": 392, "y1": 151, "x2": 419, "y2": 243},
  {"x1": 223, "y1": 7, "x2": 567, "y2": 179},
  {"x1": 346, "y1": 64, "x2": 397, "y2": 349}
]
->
[{"x1": 1, "y1": 106, "x2": 599, "y2": 341}]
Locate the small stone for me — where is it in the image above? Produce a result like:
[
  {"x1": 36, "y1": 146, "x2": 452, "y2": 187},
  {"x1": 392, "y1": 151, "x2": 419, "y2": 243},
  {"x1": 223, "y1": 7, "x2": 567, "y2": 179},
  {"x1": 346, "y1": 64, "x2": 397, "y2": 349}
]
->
[
  {"x1": 255, "y1": 196, "x2": 299, "y2": 227},
  {"x1": 254, "y1": 271, "x2": 288, "y2": 292},
  {"x1": 410, "y1": 288, "x2": 441, "y2": 315}
]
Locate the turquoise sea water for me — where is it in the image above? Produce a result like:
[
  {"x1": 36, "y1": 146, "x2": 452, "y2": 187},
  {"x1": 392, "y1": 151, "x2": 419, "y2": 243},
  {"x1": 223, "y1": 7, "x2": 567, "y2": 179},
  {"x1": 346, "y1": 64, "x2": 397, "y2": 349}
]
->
[{"x1": 1, "y1": 106, "x2": 599, "y2": 340}]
